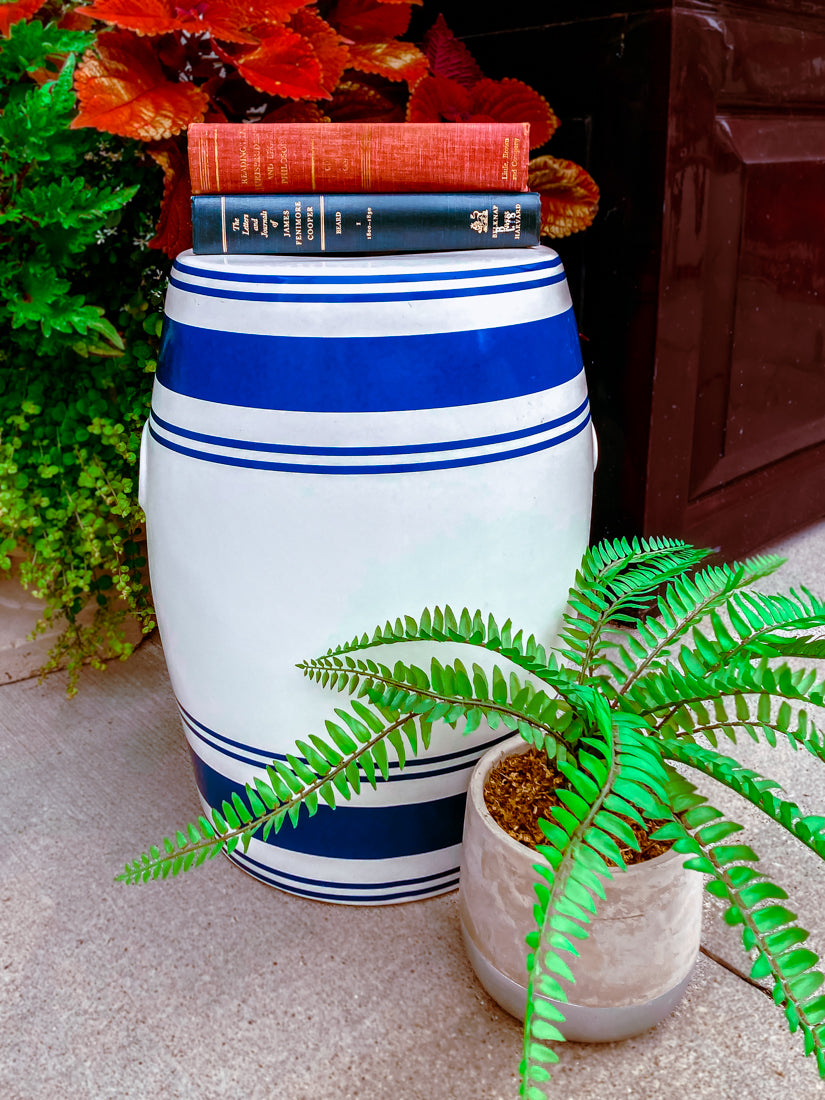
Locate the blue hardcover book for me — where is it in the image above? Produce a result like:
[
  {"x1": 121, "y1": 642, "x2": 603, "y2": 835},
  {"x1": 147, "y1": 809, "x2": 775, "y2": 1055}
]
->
[{"x1": 190, "y1": 192, "x2": 542, "y2": 254}]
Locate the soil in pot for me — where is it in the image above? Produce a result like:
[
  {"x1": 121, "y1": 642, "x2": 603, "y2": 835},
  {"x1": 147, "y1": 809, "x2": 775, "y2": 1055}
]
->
[{"x1": 483, "y1": 746, "x2": 672, "y2": 865}]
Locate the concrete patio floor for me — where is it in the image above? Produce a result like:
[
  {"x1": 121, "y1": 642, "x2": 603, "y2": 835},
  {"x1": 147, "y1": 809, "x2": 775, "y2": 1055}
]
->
[{"x1": 3, "y1": 521, "x2": 825, "y2": 1099}]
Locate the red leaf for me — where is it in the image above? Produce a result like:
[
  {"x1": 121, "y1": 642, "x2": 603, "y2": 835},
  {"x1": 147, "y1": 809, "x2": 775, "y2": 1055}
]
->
[
  {"x1": 0, "y1": 0, "x2": 44, "y2": 37},
  {"x1": 405, "y1": 75, "x2": 473, "y2": 122},
  {"x1": 328, "y1": 0, "x2": 411, "y2": 42},
  {"x1": 326, "y1": 74, "x2": 406, "y2": 122},
  {"x1": 528, "y1": 155, "x2": 600, "y2": 238},
  {"x1": 71, "y1": 30, "x2": 208, "y2": 140},
  {"x1": 192, "y1": 0, "x2": 311, "y2": 43},
  {"x1": 76, "y1": 0, "x2": 310, "y2": 43},
  {"x1": 406, "y1": 74, "x2": 559, "y2": 147},
  {"x1": 57, "y1": 9, "x2": 96, "y2": 31},
  {"x1": 147, "y1": 140, "x2": 192, "y2": 257},
  {"x1": 470, "y1": 78, "x2": 558, "y2": 149},
  {"x1": 289, "y1": 7, "x2": 350, "y2": 95},
  {"x1": 347, "y1": 40, "x2": 428, "y2": 86},
  {"x1": 422, "y1": 13, "x2": 483, "y2": 88},
  {"x1": 216, "y1": 26, "x2": 328, "y2": 99},
  {"x1": 259, "y1": 100, "x2": 330, "y2": 123},
  {"x1": 74, "y1": 0, "x2": 185, "y2": 38}
]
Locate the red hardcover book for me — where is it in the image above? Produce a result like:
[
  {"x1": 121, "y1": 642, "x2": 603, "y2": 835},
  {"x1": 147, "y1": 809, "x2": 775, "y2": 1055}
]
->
[{"x1": 188, "y1": 122, "x2": 531, "y2": 196}]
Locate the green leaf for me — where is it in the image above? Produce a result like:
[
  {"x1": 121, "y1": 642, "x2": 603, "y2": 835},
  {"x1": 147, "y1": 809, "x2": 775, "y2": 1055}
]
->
[
  {"x1": 777, "y1": 949, "x2": 820, "y2": 978},
  {"x1": 737, "y1": 882, "x2": 788, "y2": 908},
  {"x1": 325, "y1": 721, "x2": 357, "y2": 755},
  {"x1": 750, "y1": 953, "x2": 772, "y2": 980},
  {"x1": 695, "y1": 820, "x2": 744, "y2": 845},
  {"x1": 593, "y1": 811, "x2": 640, "y2": 851},
  {"x1": 712, "y1": 844, "x2": 760, "y2": 866},
  {"x1": 752, "y1": 906, "x2": 799, "y2": 933},
  {"x1": 585, "y1": 827, "x2": 625, "y2": 867},
  {"x1": 787, "y1": 971, "x2": 825, "y2": 1002},
  {"x1": 492, "y1": 665, "x2": 508, "y2": 705},
  {"x1": 372, "y1": 739, "x2": 390, "y2": 781},
  {"x1": 555, "y1": 787, "x2": 590, "y2": 821}
]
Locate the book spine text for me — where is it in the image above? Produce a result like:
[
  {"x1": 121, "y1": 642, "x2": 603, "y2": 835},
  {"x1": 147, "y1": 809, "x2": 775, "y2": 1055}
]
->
[
  {"x1": 188, "y1": 123, "x2": 531, "y2": 195},
  {"x1": 191, "y1": 193, "x2": 542, "y2": 254}
]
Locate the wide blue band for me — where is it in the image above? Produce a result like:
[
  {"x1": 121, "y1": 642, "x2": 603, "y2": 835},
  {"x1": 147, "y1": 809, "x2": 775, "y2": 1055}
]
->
[
  {"x1": 189, "y1": 749, "x2": 467, "y2": 860},
  {"x1": 157, "y1": 312, "x2": 583, "y2": 412}
]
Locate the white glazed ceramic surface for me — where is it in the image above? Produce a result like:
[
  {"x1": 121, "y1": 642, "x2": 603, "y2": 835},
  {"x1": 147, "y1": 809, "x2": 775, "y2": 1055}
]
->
[
  {"x1": 140, "y1": 246, "x2": 596, "y2": 904},
  {"x1": 458, "y1": 735, "x2": 703, "y2": 1037}
]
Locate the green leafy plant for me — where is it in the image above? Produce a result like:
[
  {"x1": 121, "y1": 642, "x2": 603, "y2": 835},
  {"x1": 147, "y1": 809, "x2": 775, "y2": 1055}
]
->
[
  {"x1": 2, "y1": 2, "x2": 600, "y2": 692},
  {"x1": 1, "y1": 9, "x2": 161, "y2": 690},
  {"x1": 117, "y1": 536, "x2": 825, "y2": 1094}
]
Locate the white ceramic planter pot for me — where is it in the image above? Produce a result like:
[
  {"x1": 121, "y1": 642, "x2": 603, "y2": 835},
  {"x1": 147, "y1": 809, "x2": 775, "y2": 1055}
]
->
[
  {"x1": 458, "y1": 735, "x2": 703, "y2": 1041},
  {"x1": 140, "y1": 246, "x2": 597, "y2": 905}
]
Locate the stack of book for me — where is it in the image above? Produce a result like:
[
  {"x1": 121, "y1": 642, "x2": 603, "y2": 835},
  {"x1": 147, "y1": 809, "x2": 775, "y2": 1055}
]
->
[{"x1": 188, "y1": 122, "x2": 541, "y2": 255}]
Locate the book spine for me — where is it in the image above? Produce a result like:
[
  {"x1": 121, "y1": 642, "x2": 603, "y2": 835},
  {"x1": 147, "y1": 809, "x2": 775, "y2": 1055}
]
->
[
  {"x1": 188, "y1": 123, "x2": 530, "y2": 195},
  {"x1": 190, "y1": 193, "x2": 542, "y2": 254}
]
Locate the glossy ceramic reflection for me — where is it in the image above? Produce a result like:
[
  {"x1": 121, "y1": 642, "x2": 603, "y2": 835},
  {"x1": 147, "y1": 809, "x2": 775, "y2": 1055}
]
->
[{"x1": 139, "y1": 246, "x2": 596, "y2": 904}]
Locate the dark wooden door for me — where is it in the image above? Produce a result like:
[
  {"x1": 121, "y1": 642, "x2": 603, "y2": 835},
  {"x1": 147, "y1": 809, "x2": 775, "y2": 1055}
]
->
[{"x1": 425, "y1": 2, "x2": 825, "y2": 558}]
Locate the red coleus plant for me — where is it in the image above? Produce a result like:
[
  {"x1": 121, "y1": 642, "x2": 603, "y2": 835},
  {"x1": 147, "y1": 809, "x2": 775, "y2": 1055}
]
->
[{"x1": 55, "y1": 3, "x2": 598, "y2": 253}]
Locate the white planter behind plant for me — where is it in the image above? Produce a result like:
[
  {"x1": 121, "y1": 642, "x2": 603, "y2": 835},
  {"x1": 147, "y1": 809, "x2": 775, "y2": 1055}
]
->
[
  {"x1": 140, "y1": 246, "x2": 596, "y2": 904},
  {"x1": 459, "y1": 735, "x2": 703, "y2": 1039}
]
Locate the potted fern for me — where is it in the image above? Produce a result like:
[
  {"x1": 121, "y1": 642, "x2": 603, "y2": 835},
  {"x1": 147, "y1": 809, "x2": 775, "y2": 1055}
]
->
[{"x1": 118, "y1": 536, "x2": 825, "y2": 1096}]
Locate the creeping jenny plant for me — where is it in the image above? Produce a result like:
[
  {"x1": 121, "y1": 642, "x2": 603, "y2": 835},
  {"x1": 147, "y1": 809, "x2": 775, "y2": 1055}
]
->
[{"x1": 119, "y1": 537, "x2": 825, "y2": 1096}]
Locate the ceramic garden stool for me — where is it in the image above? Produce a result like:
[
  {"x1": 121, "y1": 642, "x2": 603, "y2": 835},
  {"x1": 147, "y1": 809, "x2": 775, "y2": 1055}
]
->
[{"x1": 139, "y1": 246, "x2": 596, "y2": 905}]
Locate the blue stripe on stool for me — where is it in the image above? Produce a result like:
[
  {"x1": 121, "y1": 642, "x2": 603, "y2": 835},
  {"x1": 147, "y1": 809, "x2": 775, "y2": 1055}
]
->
[
  {"x1": 168, "y1": 271, "x2": 566, "y2": 303},
  {"x1": 188, "y1": 750, "x2": 468, "y2": 860},
  {"x1": 226, "y1": 851, "x2": 460, "y2": 901},
  {"x1": 156, "y1": 313, "x2": 583, "y2": 412},
  {"x1": 178, "y1": 700, "x2": 511, "y2": 780},
  {"x1": 148, "y1": 411, "x2": 590, "y2": 475},
  {"x1": 150, "y1": 397, "x2": 589, "y2": 457},
  {"x1": 173, "y1": 254, "x2": 561, "y2": 286}
]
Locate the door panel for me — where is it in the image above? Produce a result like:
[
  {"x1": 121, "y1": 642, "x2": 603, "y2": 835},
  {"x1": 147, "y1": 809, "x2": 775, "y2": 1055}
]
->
[{"x1": 690, "y1": 116, "x2": 825, "y2": 497}]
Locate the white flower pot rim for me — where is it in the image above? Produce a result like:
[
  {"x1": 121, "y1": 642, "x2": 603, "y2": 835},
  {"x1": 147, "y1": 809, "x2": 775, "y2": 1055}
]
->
[{"x1": 471, "y1": 733, "x2": 685, "y2": 881}]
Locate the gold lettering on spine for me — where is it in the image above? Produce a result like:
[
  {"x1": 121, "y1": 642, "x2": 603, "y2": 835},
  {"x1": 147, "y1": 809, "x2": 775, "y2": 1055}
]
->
[
  {"x1": 213, "y1": 126, "x2": 220, "y2": 191},
  {"x1": 220, "y1": 196, "x2": 227, "y2": 253},
  {"x1": 319, "y1": 194, "x2": 325, "y2": 251},
  {"x1": 252, "y1": 129, "x2": 262, "y2": 189},
  {"x1": 238, "y1": 137, "x2": 248, "y2": 188},
  {"x1": 310, "y1": 139, "x2": 315, "y2": 190},
  {"x1": 361, "y1": 129, "x2": 371, "y2": 189}
]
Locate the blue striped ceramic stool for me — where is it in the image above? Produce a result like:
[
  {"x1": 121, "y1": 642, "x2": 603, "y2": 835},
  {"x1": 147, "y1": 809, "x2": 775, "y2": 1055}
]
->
[{"x1": 139, "y1": 246, "x2": 595, "y2": 904}]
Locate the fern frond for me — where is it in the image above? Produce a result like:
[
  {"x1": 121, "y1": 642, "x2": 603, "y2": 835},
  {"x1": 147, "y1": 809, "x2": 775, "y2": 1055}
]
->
[
  {"x1": 656, "y1": 791, "x2": 825, "y2": 1073},
  {"x1": 302, "y1": 651, "x2": 605, "y2": 759},
  {"x1": 661, "y1": 740, "x2": 825, "y2": 864},
  {"x1": 573, "y1": 535, "x2": 711, "y2": 591},
  {"x1": 628, "y1": 659, "x2": 825, "y2": 748},
  {"x1": 520, "y1": 710, "x2": 672, "y2": 1096},
  {"x1": 555, "y1": 538, "x2": 712, "y2": 682},
  {"x1": 305, "y1": 604, "x2": 586, "y2": 698},
  {"x1": 612, "y1": 560, "x2": 787, "y2": 692},
  {"x1": 115, "y1": 706, "x2": 428, "y2": 884}
]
